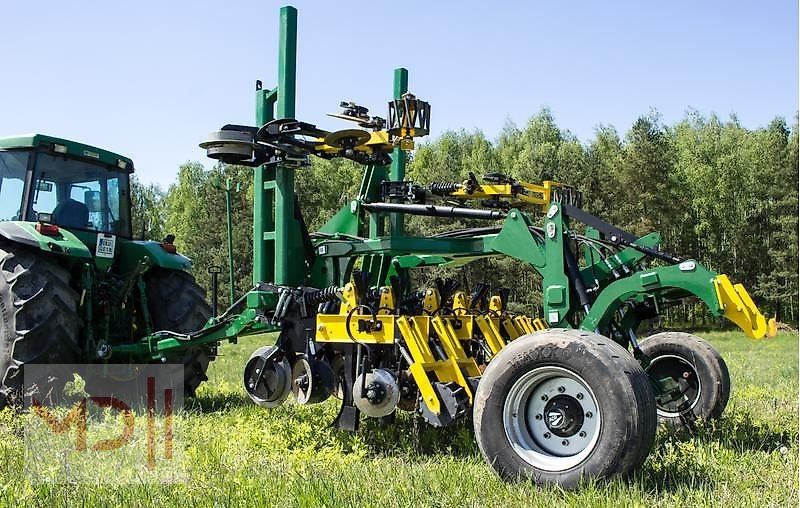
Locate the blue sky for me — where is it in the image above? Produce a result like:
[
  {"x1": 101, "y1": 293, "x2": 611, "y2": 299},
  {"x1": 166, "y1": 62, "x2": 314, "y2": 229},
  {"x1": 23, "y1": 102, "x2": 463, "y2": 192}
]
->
[{"x1": 2, "y1": 1, "x2": 797, "y2": 187}]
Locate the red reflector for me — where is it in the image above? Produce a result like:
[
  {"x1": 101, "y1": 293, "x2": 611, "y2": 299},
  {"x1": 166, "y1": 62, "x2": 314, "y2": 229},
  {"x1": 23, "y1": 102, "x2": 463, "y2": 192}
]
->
[
  {"x1": 160, "y1": 243, "x2": 177, "y2": 254},
  {"x1": 35, "y1": 223, "x2": 60, "y2": 236}
]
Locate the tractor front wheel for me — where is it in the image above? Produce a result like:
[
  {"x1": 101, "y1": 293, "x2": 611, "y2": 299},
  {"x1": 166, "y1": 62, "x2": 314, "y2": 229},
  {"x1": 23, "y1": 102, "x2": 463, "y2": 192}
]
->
[
  {"x1": 640, "y1": 331, "x2": 730, "y2": 428},
  {"x1": 473, "y1": 329, "x2": 656, "y2": 489}
]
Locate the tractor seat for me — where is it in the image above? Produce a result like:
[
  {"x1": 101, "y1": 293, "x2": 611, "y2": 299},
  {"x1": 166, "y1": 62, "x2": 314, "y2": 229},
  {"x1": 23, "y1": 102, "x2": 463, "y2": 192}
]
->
[{"x1": 52, "y1": 198, "x2": 90, "y2": 229}]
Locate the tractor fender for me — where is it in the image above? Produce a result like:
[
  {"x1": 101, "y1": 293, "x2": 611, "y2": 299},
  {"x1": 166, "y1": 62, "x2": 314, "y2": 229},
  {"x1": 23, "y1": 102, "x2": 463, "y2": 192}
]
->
[
  {"x1": 0, "y1": 221, "x2": 92, "y2": 258},
  {"x1": 127, "y1": 240, "x2": 193, "y2": 271}
]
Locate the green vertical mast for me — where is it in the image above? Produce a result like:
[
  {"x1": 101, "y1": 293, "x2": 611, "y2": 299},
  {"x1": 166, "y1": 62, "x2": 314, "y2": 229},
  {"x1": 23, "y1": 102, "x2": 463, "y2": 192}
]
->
[
  {"x1": 253, "y1": 81, "x2": 276, "y2": 285},
  {"x1": 389, "y1": 67, "x2": 408, "y2": 236},
  {"x1": 273, "y1": 5, "x2": 304, "y2": 285},
  {"x1": 252, "y1": 5, "x2": 304, "y2": 288}
]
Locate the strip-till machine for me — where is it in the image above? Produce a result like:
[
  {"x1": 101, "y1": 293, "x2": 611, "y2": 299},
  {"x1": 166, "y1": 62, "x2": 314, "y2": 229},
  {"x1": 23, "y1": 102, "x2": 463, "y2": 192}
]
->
[{"x1": 183, "y1": 6, "x2": 773, "y2": 487}]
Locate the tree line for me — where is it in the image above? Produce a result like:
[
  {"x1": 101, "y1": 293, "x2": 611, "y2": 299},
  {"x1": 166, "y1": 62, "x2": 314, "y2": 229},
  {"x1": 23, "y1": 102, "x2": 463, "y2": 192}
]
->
[{"x1": 132, "y1": 109, "x2": 799, "y2": 326}]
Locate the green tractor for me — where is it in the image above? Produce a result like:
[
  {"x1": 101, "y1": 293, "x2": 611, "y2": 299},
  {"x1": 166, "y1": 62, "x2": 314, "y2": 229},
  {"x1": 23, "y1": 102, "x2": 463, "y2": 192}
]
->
[{"x1": 0, "y1": 134, "x2": 213, "y2": 405}]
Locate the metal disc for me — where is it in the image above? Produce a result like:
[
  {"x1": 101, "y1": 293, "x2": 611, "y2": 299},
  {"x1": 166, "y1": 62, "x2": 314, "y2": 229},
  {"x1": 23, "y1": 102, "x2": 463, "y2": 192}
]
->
[
  {"x1": 291, "y1": 357, "x2": 334, "y2": 405},
  {"x1": 243, "y1": 345, "x2": 291, "y2": 408},
  {"x1": 323, "y1": 129, "x2": 371, "y2": 149},
  {"x1": 353, "y1": 369, "x2": 400, "y2": 418}
]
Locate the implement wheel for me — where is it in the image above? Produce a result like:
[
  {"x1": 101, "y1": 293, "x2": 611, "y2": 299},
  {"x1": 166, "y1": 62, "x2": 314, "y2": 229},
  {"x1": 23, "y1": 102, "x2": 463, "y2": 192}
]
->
[
  {"x1": 473, "y1": 329, "x2": 656, "y2": 489},
  {"x1": 640, "y1": 332, "x2": 730, "y2": 428}
]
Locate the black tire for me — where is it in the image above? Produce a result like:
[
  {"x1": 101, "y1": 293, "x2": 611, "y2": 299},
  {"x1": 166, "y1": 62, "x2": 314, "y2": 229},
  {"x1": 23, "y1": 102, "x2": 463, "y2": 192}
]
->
[
  {"x1": 640, "y1": 331, "x2": 730, "y2": 427},
  {"x1": 144, "y1": 269, "x2": 214, "y2": 397},
  {"x1": 0, "y1": 242, "x2": 81, "y2": 407},
  {"x1": 473, "y1": 329, "x2": 657, "y2": 489}
]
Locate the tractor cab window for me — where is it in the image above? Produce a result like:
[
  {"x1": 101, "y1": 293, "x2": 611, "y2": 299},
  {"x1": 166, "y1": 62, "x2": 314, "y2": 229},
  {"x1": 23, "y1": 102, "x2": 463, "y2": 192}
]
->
[
  {"x1": 0, "y1": 150, "x2": 28, "y2": 221},
  {"x1": 30, "y1": 152, "x2": 132, "y2": 237}
]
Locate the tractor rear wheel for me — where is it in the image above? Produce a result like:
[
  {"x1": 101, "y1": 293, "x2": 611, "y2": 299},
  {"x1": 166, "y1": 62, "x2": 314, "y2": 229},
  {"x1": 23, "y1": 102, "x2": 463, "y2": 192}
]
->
[
  {"x1": 144, "y1": 269, "x2": 214, "y2": 397},
  {"x1": 0, "y1": 243, "x2": 81, "y2": 407},
  {"x1": 640, "y1": 331, "x2": 730, "y2": 428},
  {"x1": 473, "y1": 329, "x2": 657, "y2": 489}
]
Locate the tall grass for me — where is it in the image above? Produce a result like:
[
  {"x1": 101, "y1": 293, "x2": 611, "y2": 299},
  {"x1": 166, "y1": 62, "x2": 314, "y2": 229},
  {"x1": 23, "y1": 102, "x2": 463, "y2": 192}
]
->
[{"x1": 0, "y1": 331, "x2": 796, "y2": 506}]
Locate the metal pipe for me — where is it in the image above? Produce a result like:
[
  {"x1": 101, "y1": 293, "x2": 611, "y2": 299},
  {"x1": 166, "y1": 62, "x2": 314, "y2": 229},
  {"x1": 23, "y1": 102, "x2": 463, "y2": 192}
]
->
[
  {"x1": 225, "y1": 178, "x2": 235, "y2": 305},
  {"x1": 361, "y1": 202, "x2": 506, "y2": 220},
  {"x1": 389, "y1": 67, "x2": 409, "y2": 237}
]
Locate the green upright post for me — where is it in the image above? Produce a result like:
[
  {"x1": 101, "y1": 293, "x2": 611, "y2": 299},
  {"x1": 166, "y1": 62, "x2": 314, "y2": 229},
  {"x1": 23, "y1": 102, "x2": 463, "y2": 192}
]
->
[
  {"x1": 274, "y1": 5, "x2": 303, "y2": 285},
  {"x1": 225, "y1": 178, "x2": 236, "y2": 304},
  {"x1": 253, "y1": 85, "x2": 276, "y2": 285},
  {"x1": 389, "y1": 67, "x2": 408, "y2": 237}
]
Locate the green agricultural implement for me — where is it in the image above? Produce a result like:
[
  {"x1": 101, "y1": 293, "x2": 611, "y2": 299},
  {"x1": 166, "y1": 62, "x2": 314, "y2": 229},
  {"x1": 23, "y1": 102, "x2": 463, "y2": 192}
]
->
[{"x1": 0, "y1": 5, "x2": 776, "y2": 489}]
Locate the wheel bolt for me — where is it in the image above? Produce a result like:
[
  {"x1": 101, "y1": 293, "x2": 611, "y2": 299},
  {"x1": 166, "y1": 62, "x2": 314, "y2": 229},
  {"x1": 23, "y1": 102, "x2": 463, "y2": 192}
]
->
[
  {"x1": 562, "y1": 439, "x2": 569, "y2": 446},
  {"x1": 558, "y1": 386, "x2": 565, "y2": 393},
  {"x1": 543, "y1": 432, "x2": 551, "y2": 439},
  {"x1": 541, "y1": 394, "x2": 548, "y2": 401},
  {"x1": 576, "y1": 393, "x2": 584, "y2": 400},
  {"x1": 579, "y1": 431, "x2": 587, "y2": 438},
  {"x1": 682, "y1": 371, "x2": 691, "y2": 379},
  {"x1": 585, "y1": 411, "x2": 593, "y2": 418},
  {"x1": 535, "y1": 414, "x2": 542, "y2": 420}
]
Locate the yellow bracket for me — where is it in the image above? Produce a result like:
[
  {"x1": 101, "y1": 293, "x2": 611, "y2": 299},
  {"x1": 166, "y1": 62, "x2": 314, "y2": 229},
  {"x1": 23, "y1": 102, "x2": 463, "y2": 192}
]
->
[
  {"x1": 447, "y1": 179, "x2": 565, "y2": 213},
  {"x1": 713, "y1": 275, "x2": 774, "y2": 339},
  {"x1": 338, "y1": 283, "x2": 358, "y2": 314},
  {"x1": 316, "y1": 314, "x2": 396, "y2": 344},
  {"x1": 377, "y1": 286, "x2": 396, "y2": 315},
  {"x1": 501, "y1": 317, "x2": 522, "y2": 340},
  {"x1": 488, "y1": 295, "x2": 504, "y2": 315},
  {"x1": 452, "y1": 291, "x2": 469, "y2": 315},
  {"x1": 396, "y1": 316, "x2": 441, "y2": 415},
  {"x1": 431, "y1": 317, "x2": 480, "y2": 404},
  {"x1": 475, "y1": 315, "x2": 506, "y2": 356},
  {"x1": 513, "y1": 315, "x2": 534, "y2": 334},
  {"x1": 423, "y1": 288, "x2": 441, "y2": 314}
]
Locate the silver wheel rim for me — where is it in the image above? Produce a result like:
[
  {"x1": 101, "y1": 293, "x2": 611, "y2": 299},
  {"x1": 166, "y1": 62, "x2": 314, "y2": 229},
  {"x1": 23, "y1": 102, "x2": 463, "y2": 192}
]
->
[
  {"x1": 647, "y1": 354, "x2": 702, "y2": 418},
  {"x1": 503, "y1": 366, "x2": 601, "y2": 472}
]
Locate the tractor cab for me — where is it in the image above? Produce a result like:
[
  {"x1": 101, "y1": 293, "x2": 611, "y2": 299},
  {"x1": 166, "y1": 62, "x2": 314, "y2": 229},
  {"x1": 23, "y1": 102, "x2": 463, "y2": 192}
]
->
[{"x1": 0, "y1": 134, "x2": 133, "y2": 238}]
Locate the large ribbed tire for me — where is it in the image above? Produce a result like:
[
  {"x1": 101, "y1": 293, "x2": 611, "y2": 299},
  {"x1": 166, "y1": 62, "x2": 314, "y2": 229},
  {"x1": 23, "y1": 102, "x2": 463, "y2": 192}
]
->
[
  {"x1": 473, "y1": 329, "x2": 657, "y2": 489},
  {"x1": 640, "y1": 332, "x2": 730, "y2": 428},
  {"x1": 0, "y1": 243, "x2": 81, "y2": 407},
  {"x1": 144, "y1": 269, "x2": 213, "y2": 397}
]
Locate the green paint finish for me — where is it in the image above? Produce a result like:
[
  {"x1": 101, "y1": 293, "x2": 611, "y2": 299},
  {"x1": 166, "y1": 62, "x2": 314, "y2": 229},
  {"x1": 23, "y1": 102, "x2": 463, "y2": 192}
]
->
[
  {"x1": 117, "y1": 308, "x2": 278, "y2": 359},
  {"x1": 277, "y1": 6, "x2": 297, "y2": 120},
  {"x1": 246, "y1": 290, "x2": 279, "y2": 311},
  {"x1": 273, "y1": 5, "x2": 305, "y2": 285},
  {"x1": 640, "y1": 271, "x2": 660, "y2": 286},
  {"x1": 539, "y1": 204, "x2": 571, "y2": 326},
  {"x1": 546, "y1": 286, "x2": 565, "y2": 305},
  {"x1": 579, "y1": 232, "x2": 661, "y2": 286},
  {"x1": 389, "y1": 68, "x2": 409, "y2": 236},
  {"x1": 254, "y1": 86, "x2": 277, "y2": 285},
  {"x1": 393, "y1": 254, "x2": 452, "y2": 269},
  {"x1": 0, "y1": 134, "x2": 133, "y2": 172},
  {"x1": 488, "y1": 210, "x2": 546, "y2": 267},
  {"x1": 580, "y1": 262, "x2": 722, "y2": 333},
  {"x1": 120, "y1": 240, "x2": 192, "y2": 272},
  {"x1": 319, "y1": 202, "x2": 360, "y2": 236},
  {"x1": 13, "y1": 221, "x2": 93, "y2": 258}
]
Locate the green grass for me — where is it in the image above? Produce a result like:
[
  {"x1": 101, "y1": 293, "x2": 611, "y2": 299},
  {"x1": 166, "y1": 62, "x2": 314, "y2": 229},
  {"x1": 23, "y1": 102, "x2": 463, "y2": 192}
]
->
[{"x1": 0, "y1": 331, "x2": 797, "y2": 507}]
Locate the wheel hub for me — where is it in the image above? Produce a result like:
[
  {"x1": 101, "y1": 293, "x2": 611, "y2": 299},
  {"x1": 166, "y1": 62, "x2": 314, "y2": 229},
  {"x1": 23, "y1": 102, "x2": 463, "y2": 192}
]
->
[
  {"x1": 647, "y1": 354, "x2": 700, "y2": 415},
  {"x1": 504, "y1": 366, "x2": 602, "y2": 470},
  {"x1": 543, "y1": 395, "x2": 585, "y2": 437}
]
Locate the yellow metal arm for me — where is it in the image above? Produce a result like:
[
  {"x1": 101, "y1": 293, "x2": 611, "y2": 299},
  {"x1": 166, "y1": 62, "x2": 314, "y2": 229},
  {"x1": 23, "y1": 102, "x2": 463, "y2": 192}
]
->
[{"x1": 713, "y1": 275, "x2": 776, "y2": 339}]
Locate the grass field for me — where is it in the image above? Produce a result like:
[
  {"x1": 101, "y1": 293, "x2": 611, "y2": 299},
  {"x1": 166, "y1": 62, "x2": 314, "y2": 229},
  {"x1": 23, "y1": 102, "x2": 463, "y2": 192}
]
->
[{"x1": 0, "y1": 330, "x2": 797, "y2": 507}]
